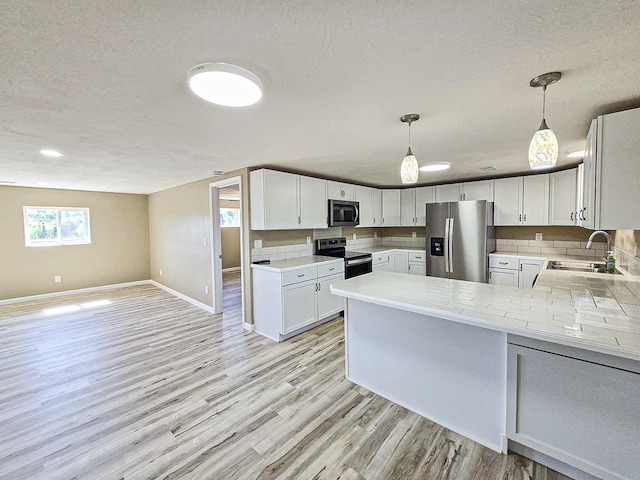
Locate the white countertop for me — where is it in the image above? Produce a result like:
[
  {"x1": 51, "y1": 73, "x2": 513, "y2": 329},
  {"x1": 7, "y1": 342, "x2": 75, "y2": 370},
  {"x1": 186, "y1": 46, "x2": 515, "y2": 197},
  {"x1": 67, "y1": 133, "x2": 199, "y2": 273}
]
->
[
  {"x1": 349, "y1": 246, "x2": 426, "y2": 254},
  {"x1": 331, "y1": 269, "x2": 640, "y2": 362},
  {"x1": 251, "y1": 255, "x2": 341, "y2": 272}
]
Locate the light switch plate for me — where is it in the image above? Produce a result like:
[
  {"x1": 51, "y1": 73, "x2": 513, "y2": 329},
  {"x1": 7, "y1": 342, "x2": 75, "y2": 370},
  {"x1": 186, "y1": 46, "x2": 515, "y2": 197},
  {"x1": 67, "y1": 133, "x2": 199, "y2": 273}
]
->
[
  {"x1": 535, "y1": 233, "x2": 543, "y2": 241},
  {"x1": 352, "y1": 233, "x2": 356, "y2": 240},
  {"x1": 254, "y1": 240, "x2": 263, "y2": 249},
  {"x1": 412, "y1": 232, "x2": 417, "y2": 238},
  {"x1": 307, "y1": 236, "x2": 311, "y2": 244}
]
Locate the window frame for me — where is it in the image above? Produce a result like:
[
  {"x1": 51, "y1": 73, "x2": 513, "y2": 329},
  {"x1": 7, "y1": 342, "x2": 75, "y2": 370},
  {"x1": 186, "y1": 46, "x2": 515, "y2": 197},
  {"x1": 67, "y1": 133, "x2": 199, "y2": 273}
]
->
[{"x1": 23, "y1": 206, "x2": 92, "y2": 247}]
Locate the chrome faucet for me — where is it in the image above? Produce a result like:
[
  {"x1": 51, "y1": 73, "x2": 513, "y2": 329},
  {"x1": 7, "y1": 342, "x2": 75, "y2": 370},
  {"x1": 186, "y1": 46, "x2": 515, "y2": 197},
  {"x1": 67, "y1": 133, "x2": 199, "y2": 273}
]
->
[{"x1": 586, "y1": 230, "x2": 611, "y2": 253}]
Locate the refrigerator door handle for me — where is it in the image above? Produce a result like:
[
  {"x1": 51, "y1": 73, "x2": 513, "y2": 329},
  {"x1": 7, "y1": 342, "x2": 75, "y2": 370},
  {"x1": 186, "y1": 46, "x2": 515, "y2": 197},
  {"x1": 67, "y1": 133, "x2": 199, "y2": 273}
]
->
[
  {"x1": 444, "y1": 217, "x2": 450, "y2": 273},
  {"x1": 448, "y1": 217, "x2": 454, "y2": 273}
]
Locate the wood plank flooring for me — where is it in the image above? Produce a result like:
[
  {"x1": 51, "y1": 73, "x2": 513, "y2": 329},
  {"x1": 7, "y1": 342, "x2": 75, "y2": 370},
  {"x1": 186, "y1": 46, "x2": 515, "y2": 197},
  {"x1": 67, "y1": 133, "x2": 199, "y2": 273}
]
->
[{"x1": 0, "y1": 277, "x2": 573, "y2": 480}]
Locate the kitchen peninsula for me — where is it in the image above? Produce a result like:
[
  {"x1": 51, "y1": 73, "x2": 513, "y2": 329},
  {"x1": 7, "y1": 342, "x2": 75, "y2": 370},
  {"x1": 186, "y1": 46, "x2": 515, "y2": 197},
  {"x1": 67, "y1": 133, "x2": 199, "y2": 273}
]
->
[{"x1": 331, "y1": 267, "x2": 640, "y2": 480}]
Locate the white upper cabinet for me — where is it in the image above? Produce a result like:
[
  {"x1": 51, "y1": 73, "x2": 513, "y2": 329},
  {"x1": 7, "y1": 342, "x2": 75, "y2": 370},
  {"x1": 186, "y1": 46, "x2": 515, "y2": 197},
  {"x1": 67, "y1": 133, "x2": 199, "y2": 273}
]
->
[
  {"x1": 549, "y1": 168, "x2": 577, "y2": 226},
  {"x1": 299, "y1": 176, "x2": 328, "y2": 228},
  {"x1": 435, "y1": 180, "x2": 494, "y2": 202},
  {"x1": 382, "y1": 189, "x2": 402, "y2": 226},
  {"x1": 494, "y1": 175, "x2": 549, "y2": 226},
  {"x1": 582, "y1": 107, "x2": 640, "y2": 229},
  {"x1": 327, "y1": 181, "x2": 355, "y2": 201},
  {"x1": 401, "y1": 186, "x2": 435, "y2": 226},
  {"x1": 463, "y1": 180, "x2": 494, "y2": 201},
  {"x1": 435, "y1": 183, "x2": 462, "y2": 202},
  {"x1": 250, "y1": 169, "x2": 327, "y2": 230},
  {"x1": 372, "y1": 188, "x2": 382, "y2": 227},
  {"x1": 355, "y1": 185, "x2": 374, "y2": 227}
]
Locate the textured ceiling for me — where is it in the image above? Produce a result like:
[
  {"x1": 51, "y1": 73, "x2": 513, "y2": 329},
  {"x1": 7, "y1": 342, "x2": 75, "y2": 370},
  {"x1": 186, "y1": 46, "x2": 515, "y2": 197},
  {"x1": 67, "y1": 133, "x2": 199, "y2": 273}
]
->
[{"x1": 1, "y1": 1, "x2": 640, "y2": 194}]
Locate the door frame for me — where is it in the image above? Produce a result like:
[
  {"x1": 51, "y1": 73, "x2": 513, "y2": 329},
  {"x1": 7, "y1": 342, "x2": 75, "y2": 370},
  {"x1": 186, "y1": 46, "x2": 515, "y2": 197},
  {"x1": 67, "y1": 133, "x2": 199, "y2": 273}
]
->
[{"x1": 209, "y1": 176, "x2": 245, "y2": 324}]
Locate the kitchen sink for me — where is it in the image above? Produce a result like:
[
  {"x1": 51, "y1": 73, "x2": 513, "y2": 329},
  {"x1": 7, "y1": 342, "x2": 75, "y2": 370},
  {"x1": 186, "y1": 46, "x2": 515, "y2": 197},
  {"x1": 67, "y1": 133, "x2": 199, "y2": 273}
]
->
[{"x1": 546, "y1": 260, "x2": 622, "y2": 275}]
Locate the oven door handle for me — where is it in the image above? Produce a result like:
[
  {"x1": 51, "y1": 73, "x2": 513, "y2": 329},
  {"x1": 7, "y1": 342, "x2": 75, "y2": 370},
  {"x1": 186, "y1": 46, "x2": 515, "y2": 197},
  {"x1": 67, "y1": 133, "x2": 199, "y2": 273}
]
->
[{"x1": 346, "y1": 257, "x2": 372, "y2": 266}]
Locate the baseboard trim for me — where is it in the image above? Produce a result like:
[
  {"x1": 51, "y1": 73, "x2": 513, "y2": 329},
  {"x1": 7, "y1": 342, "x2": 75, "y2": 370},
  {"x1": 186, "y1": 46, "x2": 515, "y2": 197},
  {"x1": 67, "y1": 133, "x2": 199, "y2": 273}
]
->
[
  {"x1": 0, "y1": 280, "x2": 151, "y2": 306},
  {"x1": 149, "y1": 280, "x2": 214, "y2": 314},
  {"x1": 222, "y1": 267, "x2": 241, "y2": 272}
]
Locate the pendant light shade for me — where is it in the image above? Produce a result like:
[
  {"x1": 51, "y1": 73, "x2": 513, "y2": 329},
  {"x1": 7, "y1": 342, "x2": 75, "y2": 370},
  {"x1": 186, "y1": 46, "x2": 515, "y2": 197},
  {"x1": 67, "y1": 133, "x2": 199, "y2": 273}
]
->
[
  {"x1": 528, "y1": 72, "x2": 561, "y2": 169},
  {"x1": 400, "y1": 114, "x2": 420, "y2": 184}
]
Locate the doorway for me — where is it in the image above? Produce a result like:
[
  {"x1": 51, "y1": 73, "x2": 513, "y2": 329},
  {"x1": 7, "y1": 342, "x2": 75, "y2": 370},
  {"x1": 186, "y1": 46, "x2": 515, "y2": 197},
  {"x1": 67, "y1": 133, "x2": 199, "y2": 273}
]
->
[{"x1": 209, "y1": 176, "x2": 245, "y2": 326}]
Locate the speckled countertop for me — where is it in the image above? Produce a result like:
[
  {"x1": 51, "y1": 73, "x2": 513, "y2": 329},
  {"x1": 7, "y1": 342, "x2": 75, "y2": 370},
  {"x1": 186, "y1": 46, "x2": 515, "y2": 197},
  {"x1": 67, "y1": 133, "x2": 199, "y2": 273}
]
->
[{"x1": 331, "y1": 266, "x2": 640, "y2": 362}]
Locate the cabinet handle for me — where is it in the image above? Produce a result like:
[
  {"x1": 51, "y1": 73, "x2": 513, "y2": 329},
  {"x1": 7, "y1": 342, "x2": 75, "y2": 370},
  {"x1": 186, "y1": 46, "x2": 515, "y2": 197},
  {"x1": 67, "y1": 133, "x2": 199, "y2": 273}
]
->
[
  {"x1": 571, "y1": 212, "x2": 574, "y2": 221},
  {"x1": 415, "y1": 256, "x2": 422, "y2": 259},
  {"x1": 499, "y1": 261, "x2": 508, "y2": 265},
  {"x1": 298, "y1": 216, "x2": 301, "y2": 224},
  {"x1": 298, "y1": 274, "x2": 305, "y2": 278},
  {"x1": 489, "y1": 271, "x2": 492, "y2": 280},
  {"x1": 520, "y1": 264, "x2": 523, "y2": 271},
  {"x1": 524, "y1": 213, "x2": 527, "y2": 222},
  {"x1": 519, "y1": 214, "x2": 522, "y2": 222},
  {"x1": 582, "y1": 207, "x2": 587, "y2": 220},
  {"x1": 329, "y1": 267, "x2": 335, "y2": 271},
  {"x1": 318, "y1": 283, "x2": 321, "y2": 291},
  {"x1": 315, "y1": 283, "x2": 318, "y2": 291},
  {"x1": 373, "y1": 218, "x2": 376, "y2": 224}
]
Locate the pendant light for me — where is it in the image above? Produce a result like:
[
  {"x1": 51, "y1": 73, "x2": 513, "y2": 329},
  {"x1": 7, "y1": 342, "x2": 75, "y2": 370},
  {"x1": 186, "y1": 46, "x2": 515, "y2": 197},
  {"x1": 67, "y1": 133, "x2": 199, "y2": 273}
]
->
[
  {"x1": 528, "y1": 72, "x2": 562, "y2": 169},
  {"x1": 400, "y1": 114, "x2": 420, "y2": 184}
]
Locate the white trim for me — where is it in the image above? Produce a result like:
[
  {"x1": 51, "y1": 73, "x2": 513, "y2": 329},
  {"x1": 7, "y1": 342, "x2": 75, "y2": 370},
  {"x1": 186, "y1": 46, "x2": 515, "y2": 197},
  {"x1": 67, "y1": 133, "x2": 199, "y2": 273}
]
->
[
  {"x1": 243, "y1": 322, "x2": 254, "y2": 331},
  {"x1": 222, "y1": 266, "x2": 241, "y2": 272},
  {"x1": 149, "y1": 281, "x2": 214, "y2": 313},
  {"x1": 0, "y1": 280, "x2": 150, "y2": 306}
]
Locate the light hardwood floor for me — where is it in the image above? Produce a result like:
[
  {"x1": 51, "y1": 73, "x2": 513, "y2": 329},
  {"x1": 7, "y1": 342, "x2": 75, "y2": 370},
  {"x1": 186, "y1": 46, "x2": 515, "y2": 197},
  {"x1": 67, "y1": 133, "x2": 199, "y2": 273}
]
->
[{"x1": 0, "y1": 279, "x2": 572, "y2": 480}]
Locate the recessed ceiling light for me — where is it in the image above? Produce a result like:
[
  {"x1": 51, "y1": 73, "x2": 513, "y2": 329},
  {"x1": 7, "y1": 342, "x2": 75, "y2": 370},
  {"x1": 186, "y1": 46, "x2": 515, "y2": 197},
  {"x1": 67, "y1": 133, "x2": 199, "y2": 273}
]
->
[
  {"x1": 567, "y1": 148, "x2": 585, "y2": 159},
  {"x1": 188, "y1": 63, "x2": 263, "y2": 107},
  {"x1": 420, "y1": 163, "x2": 450, "y2": 172},
  {"x1": 40, "y1": 149, "x2": 63, "y2": 157}
]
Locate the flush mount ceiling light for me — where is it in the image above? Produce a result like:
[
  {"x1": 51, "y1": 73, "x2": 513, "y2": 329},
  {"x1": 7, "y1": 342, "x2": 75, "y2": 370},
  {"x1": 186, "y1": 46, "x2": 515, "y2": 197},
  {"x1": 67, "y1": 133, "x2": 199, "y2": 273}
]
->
[
  {"x1": 528, "y1": 72, "x2": 562, "y2": 170},
  {"x1": 188, "y1": 63, "x2": 263, "y2": 107},
  {"x1": 40, "y1": 149, "x2": 63, "y2": 157},
  {"x1": 567, "y1": 148, "x2": 585, "y2": 159},
  {"x1": 420, "y1": 162, "x2": 450, "y2": 172},
  {"x1": 400, "y1": 114, "x2": 420, "y2": 184}
]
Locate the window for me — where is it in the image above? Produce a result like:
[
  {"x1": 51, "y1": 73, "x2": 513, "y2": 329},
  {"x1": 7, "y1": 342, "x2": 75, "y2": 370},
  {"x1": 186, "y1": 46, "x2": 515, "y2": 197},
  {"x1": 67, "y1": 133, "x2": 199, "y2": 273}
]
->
[
  {"x1": 24, "y1": 207, "x2": 91, "y2": 247},
  {"x1": 219, "y1": 208, "x2": 240, "y2": 227}
]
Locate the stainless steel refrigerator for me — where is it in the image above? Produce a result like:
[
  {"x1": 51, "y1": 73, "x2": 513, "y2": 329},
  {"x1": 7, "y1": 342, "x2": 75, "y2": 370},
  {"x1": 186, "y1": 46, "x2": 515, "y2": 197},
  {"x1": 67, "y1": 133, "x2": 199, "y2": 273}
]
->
[{"x1": 425, "y1": 200, "x2": 495, "y2": 283}]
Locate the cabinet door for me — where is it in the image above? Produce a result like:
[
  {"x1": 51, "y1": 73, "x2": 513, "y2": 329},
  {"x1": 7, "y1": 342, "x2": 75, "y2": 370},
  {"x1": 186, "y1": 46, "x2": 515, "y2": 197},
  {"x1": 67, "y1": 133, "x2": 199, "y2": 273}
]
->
[
  {"x1": 355, "y1": 185, "x2": 374, "y2": 227},
  {"x1": 282, "y1": 280, "x2": 317, "y2": 334},
  {"x1": 415, "y1": 186, "x2": 435, "y2": 226},
  {"x1": 382, "y1": 190, "x2": 401, "y2": 226},
  {"x1": 299, "y1": 176, "x2": 327, "y2": 229},
  {"x1": 435, "y1": 183, "x2": 462, "y2": 202},
  {"x1": 394, "y1": 252, "x2": 408, "y2": 274},
  {"x1": 463, "y1": 180, "x2": 494, "y2": 201},
  {"x1": 489, "y1": 268, "x2": 518, "y2": 287},
  {"x1": 317, "y1": 273, "x2": 344, "y2": 319},
  {"x1": 549, "y1": 169, "x2": 577, "y2": 226},
  {"x1": 372, "y1": 189, "x2": 382, "y2": 227},
  {"x1": 327, "y1": 181, "x2": 355, "y2": 200},
  {"x1": 408, "y1": 263, "x2": 426, "y2": 276},
  {"x1": 518, "y1": 260, "x2": 543, "y2": 289},
  {"x1": 494, "y1": 177, "x2": 523, "y2": 226},
  {"x1": 251, "y1": 169, "x2": 299, "y2": 230},
  {"x1": 400, "y1": 189, "x2": 417, "y2": 226},
  {"x1": 582, "y1": 119, "x2": 597, "y2": 229},
  {"x1": 522, "y1": 175, "x2": 549, "y2": 226}
]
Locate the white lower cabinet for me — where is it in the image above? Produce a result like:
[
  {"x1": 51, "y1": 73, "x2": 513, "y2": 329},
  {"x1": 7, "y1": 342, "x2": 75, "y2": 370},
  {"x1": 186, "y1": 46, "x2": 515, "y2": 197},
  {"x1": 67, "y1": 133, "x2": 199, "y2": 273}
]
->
[
  {"x1": 507, "y1": 337, "x2": 640, "y2": 480},
  {"x1": 372, "y1": 253, "x2": 394, "y2": 271},
  {"x1": 394, "y1": 252, "x2": 408, "y2": 274},
  {"x1": 408, "y1": 251, "x2": 426, "y2": 276},
  {"x1": 489, "y1": 255, "x2": 543, "y2": 289},
  {"x1": 253, "y1": 260, "x2": 345, "y2": 342}
]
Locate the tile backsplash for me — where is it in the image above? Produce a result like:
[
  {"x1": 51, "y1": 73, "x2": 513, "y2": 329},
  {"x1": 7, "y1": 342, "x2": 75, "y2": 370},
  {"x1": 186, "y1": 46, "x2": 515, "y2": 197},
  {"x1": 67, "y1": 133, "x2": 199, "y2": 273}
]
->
[
  {"x1": 614, "y1": 247, "x2": 640, "y2": 276},
  {"x1": 496, "y1": 239, "x2": 608, "y2": 259}
]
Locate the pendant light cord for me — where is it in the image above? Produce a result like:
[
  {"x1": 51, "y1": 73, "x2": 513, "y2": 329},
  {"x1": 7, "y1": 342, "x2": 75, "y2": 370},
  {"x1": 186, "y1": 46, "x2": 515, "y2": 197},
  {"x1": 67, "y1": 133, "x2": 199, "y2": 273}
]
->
[
  {"x1": 542, "y1": 85, "x2": 546, "y2": 120},
  {"x1": 408, "y1": 121, "x2": 412, "y2": 148}
]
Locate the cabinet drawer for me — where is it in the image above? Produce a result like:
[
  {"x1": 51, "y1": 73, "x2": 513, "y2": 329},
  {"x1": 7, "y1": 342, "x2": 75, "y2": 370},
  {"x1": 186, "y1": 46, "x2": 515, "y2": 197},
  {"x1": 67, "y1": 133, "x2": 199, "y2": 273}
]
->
[
  {"x1": 408, "y1": 252, "x2": 426, "y2": 263},
  {"x1": 372, "y1": 253, "x2": 391, "y2": 265},
  {"x1": 489, "y1": 256, "x2": 518, "y2": 270},
  {"x1": 282, "y1": 266, "x2": 317, "y2": 286},
  {"x1": 318, "y1": 261, "x2": 344, "y2": 278}
]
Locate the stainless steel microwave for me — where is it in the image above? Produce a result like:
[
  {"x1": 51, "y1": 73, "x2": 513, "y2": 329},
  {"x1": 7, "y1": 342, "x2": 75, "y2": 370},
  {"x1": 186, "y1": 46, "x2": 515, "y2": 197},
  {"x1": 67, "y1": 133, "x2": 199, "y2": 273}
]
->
[{"x1": 328, "y1": 199, "x2": 359, "y2": 227}]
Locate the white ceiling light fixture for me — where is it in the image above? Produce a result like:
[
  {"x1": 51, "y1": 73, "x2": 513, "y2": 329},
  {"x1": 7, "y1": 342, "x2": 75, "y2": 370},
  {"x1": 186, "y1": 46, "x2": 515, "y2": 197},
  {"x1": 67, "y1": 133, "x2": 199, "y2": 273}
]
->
[
  {"x1": 528, "y1": 72, "x2": 562, "y2": 170},
  {"x1": 400, "y1": 114, "x2": 420, "y2": 184},
  {"x1": 567, "y1": 148, "x2": 585, "y2": 159},
  {"x1": 188, "y1": 63, "x2": 263, "y2": 107},
  {"x1": 420, "y1": 162, "x2": 450, "y2": 172},
  {"x1": 40, "y1": 149, "x2": 63, "y2": 157}
]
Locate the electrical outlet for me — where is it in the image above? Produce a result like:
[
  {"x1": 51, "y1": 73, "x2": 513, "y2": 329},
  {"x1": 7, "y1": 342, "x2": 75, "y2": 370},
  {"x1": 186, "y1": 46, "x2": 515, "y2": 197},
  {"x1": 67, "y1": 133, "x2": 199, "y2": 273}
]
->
[
  {"x1": 159, "y1": 269, "x2": 163, "y2": 276},
  {"x1": 374, "y1": 232, "x2": 378, "y2": 238},
  {"x1": 412, "y1": 232, "x2": 417, "y2": 238},
  {"x1": 254, "y1": 240, "x2": 262, "y2": 249},
  {"x1": 307, "y1": 236, "x2": 311, "y2": 244},
  {"x1": 205, "y1": 285, "x2": 209, "y2": 294},
  {"x1": 204, "y1": 237, "x2": 207, "y2": 246},
  {"x1": 535, "y1": 233, "x2": 543, "y2": 241},
  {"x1": 352, "y1": 233, "x2": 356, "y2": 240},
  {"x1": 54, "y1": 275, "x2": 61, "y2": 283}
]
